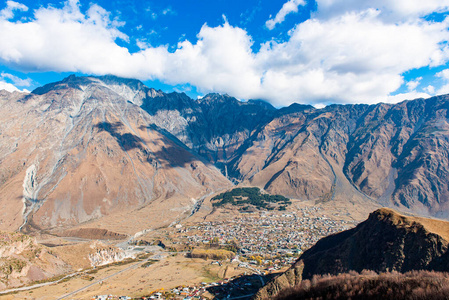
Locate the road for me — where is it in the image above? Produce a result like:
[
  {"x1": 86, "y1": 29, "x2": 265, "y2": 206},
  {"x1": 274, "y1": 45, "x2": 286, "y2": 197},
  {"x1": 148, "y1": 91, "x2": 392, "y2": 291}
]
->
[
  {"x1": 57, "y1": 257, "x2": 154, "y2": 299},
  {"x1": 0, "y1": 255, "x2": 158, "y2": 298},
  {"x1": 0, "y1": 271, "x2": 82, "y2": 296}
]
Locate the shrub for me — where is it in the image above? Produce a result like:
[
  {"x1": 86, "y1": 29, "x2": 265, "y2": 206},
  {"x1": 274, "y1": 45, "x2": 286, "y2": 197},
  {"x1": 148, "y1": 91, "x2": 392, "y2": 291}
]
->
[{"x1": 274, "y1": 270, "x2": 449, "y2": 300}]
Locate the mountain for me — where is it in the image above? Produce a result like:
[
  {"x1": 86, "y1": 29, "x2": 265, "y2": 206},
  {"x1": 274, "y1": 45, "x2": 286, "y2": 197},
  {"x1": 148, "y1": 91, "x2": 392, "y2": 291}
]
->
[
  {"x1": 137, "y1": 84, "x2": 449, "y2": 218},
  {"x1": 0, "y1": 75, "x2": 232, "y2": 233},
  {"x1": 253, "y1": 208, "x2": 449, "y2": 299},
  {"x1": 140, "y1": 90, "x2": 276, "y2": 171},
  {"x1": 229, "y1": 97, "x2": 449, "y2": 218},
  {"x1": 1, "y1": 75, "x2": 449, "y2": 233}
]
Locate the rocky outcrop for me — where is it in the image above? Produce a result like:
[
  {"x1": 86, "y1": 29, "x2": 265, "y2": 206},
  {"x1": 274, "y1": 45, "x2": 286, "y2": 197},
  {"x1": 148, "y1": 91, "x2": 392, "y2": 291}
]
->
[
  {"x1": 299, "y1": 208, "x2": 449, "y2": 277},
  {"x1": 253, "y1": 263, "x2": 304, "y2": 300},
  {"x1": 88, "y1": 243, "x2": 129, "y2": 267},
  {"x1": 0, "y1": 231, "x2": 70, "y2": 289},
  {"x1": 254, "y1": 208, "x2": 449, "y2": 299}
]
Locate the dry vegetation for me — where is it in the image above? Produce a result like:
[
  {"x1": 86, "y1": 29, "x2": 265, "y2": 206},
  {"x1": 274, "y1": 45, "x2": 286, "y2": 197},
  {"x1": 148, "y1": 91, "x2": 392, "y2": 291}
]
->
[
  {"x1": 188, "y1": 248, "x2": 235, "y2": 260},
  {"x1": 274, "y1": 270, "x2": 449, "y2": 300}
]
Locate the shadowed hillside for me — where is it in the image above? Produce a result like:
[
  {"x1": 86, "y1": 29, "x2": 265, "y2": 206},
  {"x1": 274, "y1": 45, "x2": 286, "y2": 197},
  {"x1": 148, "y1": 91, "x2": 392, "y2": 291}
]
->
[{"x1": 254, "y1": 208, "x2": 449, "y2": 299}]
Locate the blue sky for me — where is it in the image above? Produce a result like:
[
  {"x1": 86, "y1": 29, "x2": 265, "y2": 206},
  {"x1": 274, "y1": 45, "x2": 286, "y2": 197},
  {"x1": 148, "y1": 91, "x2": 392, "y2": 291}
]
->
[{"x1": 0, "y1": 0, "x2": 449, "y2": 107}]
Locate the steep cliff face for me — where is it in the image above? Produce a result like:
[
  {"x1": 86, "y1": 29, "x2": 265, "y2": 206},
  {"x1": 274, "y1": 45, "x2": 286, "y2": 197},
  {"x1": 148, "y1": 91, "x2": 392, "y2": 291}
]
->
[
  {"x1": 229, "y1": 96, "x2": 449, "y2": 217},
  {"x1": 342, "y1": 97, "x2": 449, "y2": 215},
  {"x1": 141, "y1": 91, "x2": 276, "y2": 170},
  {"x1": 254, "y1": 208, "x2": 449, "y2": 300}
]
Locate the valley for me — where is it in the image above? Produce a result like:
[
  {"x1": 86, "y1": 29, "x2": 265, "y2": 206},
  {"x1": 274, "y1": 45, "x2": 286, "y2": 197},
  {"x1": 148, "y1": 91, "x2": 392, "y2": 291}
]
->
[
  {"x1": 0, "y1": 75, "x2": 448, "y2": 298},
  {"x1": 0, "y1": 193, "x2": 365, "y2": 299}
]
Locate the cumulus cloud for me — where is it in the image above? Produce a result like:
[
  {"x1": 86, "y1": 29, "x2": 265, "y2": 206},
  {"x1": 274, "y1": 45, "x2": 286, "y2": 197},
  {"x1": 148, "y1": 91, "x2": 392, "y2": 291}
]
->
[
  {"x1": 0, "y1": 1, "x2": 449, "y2": 106},
  {"x1": 425, "y1": 85, "x2": 436, "y2": 94},
  {"x1": 437, "y1": 69, "x2": 449, "y2": 81},
  {"x1": 0, "y1": 0, "x2": 130, "y2": 74},
  {"x1": 0, "y1": 72, "x2": 31, "y2": 93},
  {"x1": 158, "y1": 22, "x2": 261, "y2": 100},
  {"x1": 436, "y1": 69, "x2": 449, "y2": 94},
  {"x1": 384, "y1": 91, "x2": 431, "y2": 103},
  {"x1": 0, "y1": 72, "x2": 31, "y2": 92},
  {"x1": 1, "y1": 72, "x2": 31, "y2": 86},
  {"x1": 266, "y1": 0, "x2": 305, "y2": 30},
  {"x1": 315, "y1": 0, "x2": 449, "y2": 22},
  {"x1": 254, "y1": 10, "x2": 449, "y2": 105},
  {"x1": 406, "y1": 77, "x2": 422, "y2": 91},
  {"x1": 0, "y1": 0, "x2": 27, "y2": 19},
  {"x1": 0, "y1": 80, "x2": 20, "y2": 92}
]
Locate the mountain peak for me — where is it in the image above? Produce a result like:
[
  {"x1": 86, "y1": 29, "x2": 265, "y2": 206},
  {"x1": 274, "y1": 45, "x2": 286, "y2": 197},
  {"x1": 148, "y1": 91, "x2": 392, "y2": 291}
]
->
[
  {"x1": 32, "y1": 74, "x2": 96, "y2": 94},
  {"x1": 32, "y1": 74, "x2": 149, "y2": 96},
  {"x1": 96, "y1": 74, "x2": 146, "y2": 90},
  {"x1": 370, "y1": 207, "x2": 410, "y2": 225}
]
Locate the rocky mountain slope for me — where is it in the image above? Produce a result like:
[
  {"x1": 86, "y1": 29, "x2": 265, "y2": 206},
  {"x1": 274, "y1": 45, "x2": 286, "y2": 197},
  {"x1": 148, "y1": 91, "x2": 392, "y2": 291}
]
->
[
  {"x1": 136, "y1": 83, "x2": 449, "y2": 218},
  {"x1": 1, "y1": 74, "x2": 448, "y2": 232},
  {"x1": 254, "y1": 208, "x2": 449, "y2": 299},
  {"x1": 230, "y1": 97, "x2": 449, "y2": 218},
  {"x1": 0, "y1": 75, "x2": 231, "y2": 233}
]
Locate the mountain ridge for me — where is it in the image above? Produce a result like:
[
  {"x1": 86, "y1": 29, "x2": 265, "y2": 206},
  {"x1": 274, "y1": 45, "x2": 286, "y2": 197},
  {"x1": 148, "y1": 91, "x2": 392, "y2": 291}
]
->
[
  {"x1": 1, "y1": 74, "x2": 449, "y2": 233},
  {"x1": 0, "y1": 74, "x2": 232, "y2": 233}
]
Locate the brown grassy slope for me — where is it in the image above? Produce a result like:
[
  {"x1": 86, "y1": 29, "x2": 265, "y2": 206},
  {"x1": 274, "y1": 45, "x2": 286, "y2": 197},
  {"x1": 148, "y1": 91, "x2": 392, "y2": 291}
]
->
[{"x1": 274, "y1": 270, "x2": 449, "y2": 300}]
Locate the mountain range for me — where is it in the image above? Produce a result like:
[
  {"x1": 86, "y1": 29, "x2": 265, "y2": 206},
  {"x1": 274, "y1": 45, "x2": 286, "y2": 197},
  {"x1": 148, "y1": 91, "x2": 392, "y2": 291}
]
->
[{"x1": 0, "y1": 75, "x2": 448, "y2": 232}]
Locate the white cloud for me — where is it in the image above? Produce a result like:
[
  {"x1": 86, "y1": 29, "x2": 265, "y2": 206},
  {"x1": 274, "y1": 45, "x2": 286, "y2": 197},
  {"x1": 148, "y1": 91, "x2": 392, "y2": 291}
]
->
[
  {"x1": 0, "y1": 80, "x2": 20, "y2": 92},
  {"x1": 136, "y1": 39, "x2": 150, "y2": 50},
  {"x1": 438, "y1": 84, "x2": 449, "y2": 95},
  {"x1": 266, "y1": 0, "x2": 306, "y2": 30},
  {"x1": 0, "y1": 1, "x2": 28, "y2": 20},
  {"x1": 157, "y1": 22, "x2": 261, "y2": 100},
  {"x1": 315, "y1": 0, "x2": 449, "y2": 22},
  {"x1": 385, "y1": 91, "x2": 431, "y2": 103},
  {"x1": 0, "y1": 0, "x2": 130, "y2": 74},
  {"x1": 0, "y1": 1, "x2": 448, "y2": 106},
  {"x1": 0, "y1": 72, "x2": 31, "y2": 92},
  {"x1": 162, "y1": 7, "x2": 176, "y2": 16},
  {"x1": 436, "y1": 69, "x2": 449, "y2": 94},
  {"x1": 253, "y1": 10, "x2": 449, "y2": 105},
  {"x1": 1, "y1": 72, "x2": 31, "y2": 86},
  {"x1": 425, "y1": 85, "x2": 436, "y2": 94},
  {"x1": 437, "y1": 69, "x2": 449, "y2": 80},
  {"x1": 406, "y1": 77, "x2": 422, "y2": 91}
]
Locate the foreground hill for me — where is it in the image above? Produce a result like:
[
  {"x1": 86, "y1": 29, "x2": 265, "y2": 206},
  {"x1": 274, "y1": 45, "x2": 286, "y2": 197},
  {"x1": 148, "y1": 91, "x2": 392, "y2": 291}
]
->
[{"x1": 254, "y1": 208, "x2": 449, "y2": 299}]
